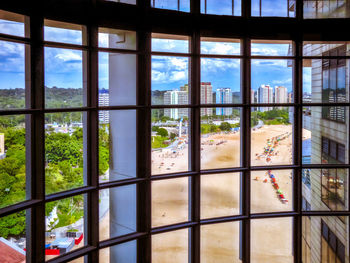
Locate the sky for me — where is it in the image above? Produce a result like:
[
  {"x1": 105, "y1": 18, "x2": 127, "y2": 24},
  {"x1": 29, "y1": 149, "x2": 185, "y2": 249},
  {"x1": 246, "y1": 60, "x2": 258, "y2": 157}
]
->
[{"x1": 0, "y1": 1, "x2": 313, "y2": 94}]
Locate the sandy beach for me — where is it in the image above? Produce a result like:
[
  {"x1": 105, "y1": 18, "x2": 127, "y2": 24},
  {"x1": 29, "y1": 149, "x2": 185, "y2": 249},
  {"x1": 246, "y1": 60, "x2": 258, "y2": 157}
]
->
[{"x1": 71, "y1": 124, "x2": 309, "y2": 262}]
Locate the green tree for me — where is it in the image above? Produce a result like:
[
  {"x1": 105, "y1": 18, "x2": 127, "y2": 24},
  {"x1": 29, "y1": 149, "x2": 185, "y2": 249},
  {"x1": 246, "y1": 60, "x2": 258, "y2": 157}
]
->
[
  {"x1": 219, "y1": 122, "x2": 231, "y2": 131},
  {"x1": 157, "y1": 128, "x2": 168, "y2": 137}
]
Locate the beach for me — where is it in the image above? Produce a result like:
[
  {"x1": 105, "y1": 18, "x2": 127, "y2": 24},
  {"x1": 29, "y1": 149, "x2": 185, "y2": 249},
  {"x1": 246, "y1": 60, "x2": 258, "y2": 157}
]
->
[{"x1": 95, "y1": 124, "x2": 309, "y2": 262}]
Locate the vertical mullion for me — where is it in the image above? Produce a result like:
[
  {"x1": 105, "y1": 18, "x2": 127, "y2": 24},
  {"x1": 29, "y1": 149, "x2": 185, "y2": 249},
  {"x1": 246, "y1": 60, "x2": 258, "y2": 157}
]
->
[
  {"x1": 85, "y1": 9, "x2": 99, "y2": 262},
  {"x1": 190, "y1": 29, "x2": 201, "y2": 263},
  {"x1": 296, "y1": 0, "x2": 303, "y2": 20},
  {"x1": 27, "y1": 13, "x2": 45, "y2": 263},
  {"x1": 242, "y1": 0, "x2": 251, "y2": 18},
  {"x1": 137, "y1": 30, "x2": 152, "y2": 263},
  {"x1": 293, "y1": 38, "x2": 303, "y2": 263},
  {"x1": 241, "y1": 37, "x2": 251, "y2": 263}
]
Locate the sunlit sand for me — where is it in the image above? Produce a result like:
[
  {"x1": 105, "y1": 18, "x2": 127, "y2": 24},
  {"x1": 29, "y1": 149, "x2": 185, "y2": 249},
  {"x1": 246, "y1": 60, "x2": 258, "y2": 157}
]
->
[{"x1": 95, "y1": 125, "x2": 311, "y2": 262}]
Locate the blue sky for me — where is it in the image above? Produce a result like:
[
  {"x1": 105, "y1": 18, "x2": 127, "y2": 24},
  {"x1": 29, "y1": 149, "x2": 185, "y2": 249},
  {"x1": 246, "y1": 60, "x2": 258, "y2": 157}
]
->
[{"x1": 0, "y1": 2, "x2": 312, "y2": 94}]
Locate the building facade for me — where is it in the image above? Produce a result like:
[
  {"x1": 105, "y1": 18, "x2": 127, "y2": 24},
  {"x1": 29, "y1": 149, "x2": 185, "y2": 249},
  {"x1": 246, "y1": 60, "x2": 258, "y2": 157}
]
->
[
  {"x1": 302, "y1": 42, "x2": 349, "y2": 263},
  {"x1": 257, "y1": 84, "x2": 274, "y2": 111},
  {"x1": 200, "y1": 82, "x2": 213, "y2": 116},
  {"x1": 274, "y1": 86, "x2": 288, "y2": 107},
  {"x1": 216, "y1": 88, "x2": 232, "y2": 116},
  {"x1": 163, "y1": 90, "x2": 189, "y2": 119},
  {"x1": 98, "y1": 89, "x2": 110, "y2": 124}
]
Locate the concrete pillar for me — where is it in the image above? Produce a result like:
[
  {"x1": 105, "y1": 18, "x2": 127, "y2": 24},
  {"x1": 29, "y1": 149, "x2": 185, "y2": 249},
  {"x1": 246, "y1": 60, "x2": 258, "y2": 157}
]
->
[{"x1": 108, "y1": 30, "x2": 137, "y2": 263}]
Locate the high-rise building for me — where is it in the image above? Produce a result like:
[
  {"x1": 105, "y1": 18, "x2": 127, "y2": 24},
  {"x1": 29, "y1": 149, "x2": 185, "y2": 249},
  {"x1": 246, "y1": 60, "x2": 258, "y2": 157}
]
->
[
  {"x1": 200, "y1": 82, "x2": 213, "y2": 116},
  {"x1": 163, "y1": 90, "x2": 189, "y2": 119},
  {"x1": 216, "y1": 88, "x2": 232, "y2": 116},
  {"x1": 257, "y1": 84, "x2": 273, "y2": 111},
  {"x1": 275, "y1": 86, "x2": 288, "y2": 109},
  {"x1": 98, "y1": 89, "x2": 110, "y2": 124}
]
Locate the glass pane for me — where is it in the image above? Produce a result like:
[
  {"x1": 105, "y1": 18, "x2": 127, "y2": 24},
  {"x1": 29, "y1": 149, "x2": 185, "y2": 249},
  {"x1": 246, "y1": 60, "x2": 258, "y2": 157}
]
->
[
  {"x1": 201, "y1": 222, "x2": 241, "y2": 262},
  {"x1": 251, "y1": 170, "x2": 293, "y2": 213},
  {"x1": 251, "y1": 59, "x2": 293, "y2": 104},
  {"x1": 99, "y1": 110, "x2": 136, "y2": 182},
  {"x1": 304, "y1": 217, "x2": 349, "y2": 263},
  {"x1": 0, "y1": 211, "x2": 26, "y2": 262},
  {"x1": 201, "y1": 59, "x2": 241, "y2": 104},
  {"x1": 0, "y1": 115, "x2": 26, "y2": 209},
  {"x1": 251, "y1": 40, "x2": 293, "y2": 56},
  {"x1": 251, "y1": 107, "x2": 293, "y2": 166},
  {"x1": 201, "y1": 173, "x2": 240, "y2": 219},
  {"x1": 99, "y1": 241, "x2": 137, "y2": 263},
  {"x1": 44, "y1": 47, "x2": 84, "y2": 108},
  {"x1": 151, "y1": 0, "x2": 190, "y2": 12},
  {"x1": 98, "y1": 28, "x2": 136, "y2": 50},
  {"x1": 67, "y1": 257, "x2": 84, "y2": 263},
  {"x1": 105, "y1": 0, "x2": 136, "y2": 4},
  {"x1": 44, "y1": 20, "x2": 84, "y2": 45},
  {"x1": 200, "y1": 108, "x2": 241, "y2": 169},
  {"x1": 152, "y1": 229, "x2": 188, "y2": 263},
  {"x1": 251, "y1": 217, "x2": 293, "y2": 263},
  {"x1": 302, "y1": 169, "x2": 348, "y2": 211},
  {"x1": 304, "y1": 0, "x2": 350, "y2": 19},
  {"x1": 0, "y1": 40, "x2": 26, "y2": 109},
  {"x1": 201, "y1": 37, "x2": 240, "y2": 55},
  {"x1": 45, "y1": 112, "x2": 85, "y2": 195},
  {"x1": 252, "y1": 0, "x2": 295, "y2": 17},
  {"x1": 302, "y1": 107, "x2": 348, "y2": 164},
  {"x1": 99, "y1": 52, "x2": 136, "y2": 106},
  {"x1": 303, "y1": 58, "x2": 348, "y2": 104},
  {"x1": 0, "y1": 10, "x2": 26, "y2": 37},
  {"x1": 99, "y1": 185, "x2": 136, "y2": 241},
  {"x1": 201, "y1": 0, "x2": 242, "y2": 16},
  {"x1": 152, "y1": 178, "x2": 189, "y2": 227},
  {"x1": 152, "y1": 33, "x2": 189, "y2": 53},
  {"x1": 151, "y1": 109, "x2": 189, "y2": 175},
  {"x1": 152, "y1": 56, "x2": 189, "y2": 105},
  {"x1": 45, "y1": 195, "x2": 85, "y2": 260},
  {"x1": 303, "y1": 41, "x2": 350, "y2": 56}
]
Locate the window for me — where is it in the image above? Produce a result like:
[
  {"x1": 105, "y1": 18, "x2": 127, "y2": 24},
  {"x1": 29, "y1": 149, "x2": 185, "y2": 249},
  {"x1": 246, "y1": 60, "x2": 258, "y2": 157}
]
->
[
  {"x1": 321, "y1": 220, "x2": 346, "y2": 263},
  {"x1": 322, "y1": 45, "x2": 347, "y2": 123},
  {"x1": 0, "y1": 2, "x2": 349, "y2": 263},
  {"x1": 304, "y1": 0, "x2": 350, "y2": 19}
]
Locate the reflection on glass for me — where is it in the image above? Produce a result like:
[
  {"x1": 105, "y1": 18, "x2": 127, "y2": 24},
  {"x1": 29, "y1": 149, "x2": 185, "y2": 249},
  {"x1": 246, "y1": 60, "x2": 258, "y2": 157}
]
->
[
  {"x1": 45, "y1": 112, "x2": 84, "y2": 195},
  {"x1": 44, "y1": 47, "x2": 84, "y2": 108},
  {"x1": 152, "y1": 56, "x2": 189, "y2": 105},
  {"x1": 99, "y1": 241, "x2": 137, "y2": 263},
  {"x1": 99, "y1": 52, "x2": 136, "y2": 106},
  {"x1": 201, "y1": 59, "x2": 241, "y2": 104},
  {"x1": 302, "y1": 216, "x2": 348, "y2": 263},
  {"x1": 252, "y1": 0, "x2": 295, "y2": 17},
  {"x1": 0, "y1": 115, "x2": 26, "y2": 209},
  {"x1": 201, "y1": 173, "x2": 240, "y2": 219},
  {"x1": 152, "y1": 229, "x2": 188, "y2": 263},
  {"x1": 200, "y1": 0, "x2": 242, "y2": 16},
  {"x1": 0, "y1": 10, "x2": 25, "y2": 37},
  {"x1": 44, "y1": 20, "x2": 84, "y2": 45},
  {"x1": 304, "y1": 0, "x2": 350, "y2": 19},
  {"x1": 0, "y1": 211, "x2": 26, "y2": 262},
  {"x1": 0, "y1": 40, "x2": 26, "y2": 109},
  {"x1": 201, "y1": 222, "x2": 241, "y2": 263},
  {"x1": 251, "y1": 217, "x2": 293, "y2": 263},
  {"x1": 151, "y1": 0, "x2": 190, "y2": 12},
  {"x1": 98, "y1": 28, "x2": 136, "y2": 50},
  {"x1": 251, "y1": 170, "x2": 293, "y2": 213},
  {"x1": 152, "y1": 178, "x2": 188, "y2": 227},
  {"x1": 200, "y1": 108, "x2": 241, "y2": 169},
  {"x1": 151, "y1": 109, "x2": 189, "y2": 175},
  {"x1": 45, "y1": 195, "x2": 85, "y2": 261},
  {"x1": 99, "y1": 110, "x2": 136, "y2": 182},
  {"x1": 152, "y1": 33, "x2": 189, "y2": 53},
  {"x1": 99, "y1": 185, "x2": 136, "y2": 241},
  {"x1": 251, "y1": 40, "x2": 293, "y2": 56},
  {"x1": 251, "y1": 59, "x2": 293, "y2": 104},
  {"x1": 251, "y1": 107, "x2": 293, "y2": 166},
  {"x1": 201, "y1": 37, "x2": 240, "y2": 55},
  {"x1": 302, "y1": 169, "x2": 347, "y2": 211},
  {"x1": 302, "y1": 107, "x2": 348, "y2": 164}
]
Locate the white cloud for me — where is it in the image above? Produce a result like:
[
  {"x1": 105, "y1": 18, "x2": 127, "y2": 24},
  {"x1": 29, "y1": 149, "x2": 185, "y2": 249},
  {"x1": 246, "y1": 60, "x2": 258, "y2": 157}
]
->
[
  {"x1": 201, "y1": 42, "x2": 240, "y2": 55},
  {"x1": 55, "y1": 50, "x2": 82, "y2": 62},
  {"x1": 272, "y1": 78, "x2": 292, "y2": 85}
]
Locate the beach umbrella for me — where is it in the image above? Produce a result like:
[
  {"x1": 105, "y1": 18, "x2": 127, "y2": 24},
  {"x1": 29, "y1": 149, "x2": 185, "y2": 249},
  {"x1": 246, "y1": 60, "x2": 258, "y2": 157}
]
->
[
  {"x1": 270, "y1": 175, "x2": 275, "y2": 178},
  {"x1": 271, "y1": 178, "x2": 276, "y2": 183}
]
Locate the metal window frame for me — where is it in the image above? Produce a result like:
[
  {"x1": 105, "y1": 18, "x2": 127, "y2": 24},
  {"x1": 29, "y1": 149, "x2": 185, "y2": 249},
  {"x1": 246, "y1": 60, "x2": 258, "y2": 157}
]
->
[{"x1": 0, "y1": 0, "x2": 349, "y2": 263}]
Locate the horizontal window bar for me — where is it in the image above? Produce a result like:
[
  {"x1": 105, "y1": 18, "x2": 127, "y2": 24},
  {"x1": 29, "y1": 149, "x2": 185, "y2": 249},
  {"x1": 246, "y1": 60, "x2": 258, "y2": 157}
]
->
[
  {"x1": 150, "y1": 171, "x2": 198, "y2": 181},
  {"x1": 99, "y1": 177, "x2": 146, "y2": 189},
  {"x1": 97, "y1": 46, "x2": 140, "y2": 54},
  {"x1": 46, "y1": 245, "x2": 96, "y2": 263},
  {"x1": 250, "y1": 211, "x2": 298, "y2": 219},
  {"x1": 45, "y1": 186, "x2": 96, "y2": 202},
  {"x1": 0, "y1": 32, "x2": 30, "y2": 44},
  {"x1": 200, "y1": 215, "x2": 248, "y2": 225},
  {"x1": 151, "y1": 221, "x2": 197, "y2": 235},
  {"x1": 44, "y1": 40, "x2": 89, "y2": 51},
  {"x1": 0, "y1": 199, "x2": 41, "y2": 218},
  {"x1": 99, "y1": 232, "x2": 147, "y2": 249}
]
